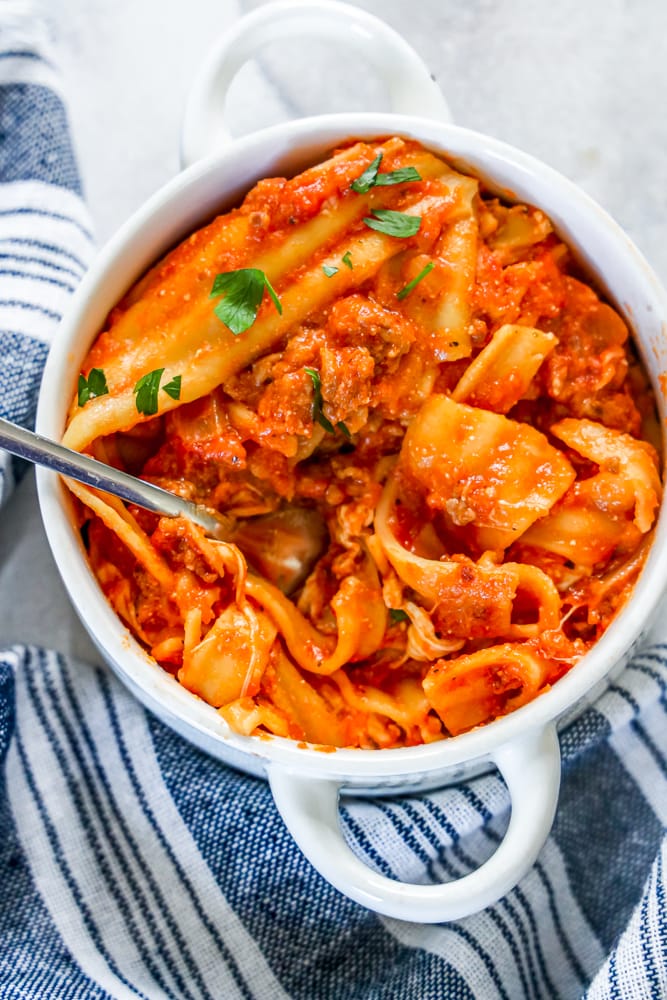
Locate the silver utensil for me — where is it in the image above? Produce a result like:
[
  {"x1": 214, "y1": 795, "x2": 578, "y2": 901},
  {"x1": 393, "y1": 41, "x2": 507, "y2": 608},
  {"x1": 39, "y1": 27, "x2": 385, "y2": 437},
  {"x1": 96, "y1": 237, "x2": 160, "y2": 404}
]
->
[
  {"x1": 0, "y1": 415, "x2": 328, "y2": 594},
  {"x1": 0, "y1": 415, "x2": 227, "y2": 537}
]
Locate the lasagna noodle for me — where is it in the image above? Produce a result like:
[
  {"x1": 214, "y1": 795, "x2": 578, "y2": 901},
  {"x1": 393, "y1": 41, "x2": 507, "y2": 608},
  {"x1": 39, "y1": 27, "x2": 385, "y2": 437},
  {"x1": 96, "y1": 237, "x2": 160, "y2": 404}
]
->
[
  {"x1": 245, "y1": 567, "x2": 387, "y2": 676},
  {"x1": 399, "y1": 394, "x2": 577, "y2": 551},
  {"x1": 451, "y1": 323, "x2": 557, "y2": 411},
  {"x1": 374, "y1": 475, "x2": 562, "y2": 638},
  {"x1": 64, "y1": 143, "x2": 475, "y2": 451},
  {"x1": 551, "y1": 418, "x2": 661, "y2": 532},
  {"x1": 423, "y1": 643, "x2": 550, "y2": 736},
  {"x1": 66, "y1": 479, "x2": 174, "y2": 591}
]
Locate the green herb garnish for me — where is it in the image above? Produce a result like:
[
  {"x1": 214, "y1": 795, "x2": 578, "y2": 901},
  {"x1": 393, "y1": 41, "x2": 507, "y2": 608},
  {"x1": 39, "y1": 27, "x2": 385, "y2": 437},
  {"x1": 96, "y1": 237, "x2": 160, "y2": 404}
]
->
[
  {"x1": 396, "y1": 261, "x2": 435, "y2": 301},
  {"x1": 210, "y1": 268, "x2": 282, "y2": 335},
  {"x1": 322, "y1": 264, "x2": 339, "y2": 277},
  {"x1": 304, "y1": 366, "x2": 350, "y2": 438},
  {"x1": 133, "y1": 369, "x2": 182, "y2": 415},
  {"x1": 342, "y1": 251, "x2": 353, "y2": 270},
  {"x1": 162, "y1": 374, "x2": 182, "y2": 400},
  {"x1": 351, "y1": 153, "x2": 422, "y2": 193},
  {"x1": 134, "y1": 369, "x2": 164, "y2": 416},
  {"x1": 389, "y1": 608, "x2": 410, "y2": 624},
  {"x1": 350, "y1": 153, "x2": 383, "y2": 193},
  {"x1": 363, "y1": 209, "x2": 421, "y2": 238},
  {"x1": 77, "y1": 368, "x2": 108, "y2": 407},
  {"x1": 304, "y1": 366, "x2": 334, "y2": 433},
  {"x1": 375, "y1": 166, "x2": 422, "y2": 186}
]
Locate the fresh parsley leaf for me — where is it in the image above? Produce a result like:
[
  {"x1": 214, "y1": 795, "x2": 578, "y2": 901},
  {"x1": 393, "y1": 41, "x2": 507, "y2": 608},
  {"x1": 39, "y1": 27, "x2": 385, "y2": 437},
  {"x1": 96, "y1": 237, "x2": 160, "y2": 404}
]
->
[
  {"x1": 389, "y1": 608, "x2": 410, "y2": 624},
  {"x1": 342, "y1": 251, "x2": 353, "y2": 270},
  {"x1": 304, "y1": 366, "x2": 334, "y2": 433},
  {"x1": 375, "y1": 166, "x2": 422, "y2": 186},
  {"x1": 162, "y1": 374, "x2": 182, "y2": 400},
  {"x1": 77, "y1": 367, "x2": 109, "y2": 407},
  {"x1": 304, "y1": 371, "x2": 352, "y2": 437},
  {"x1": 396, "y1": 261, "x2": 435, "y2": 300},
  {"x1": 317, "y1": 413, "x2": 336, "y2": 433},
  {"x1": 134, "y1": 368, "x2": 164, "y2": 416},
  {"x1": 304, "y1": 369, "x2": 353, "y2": 438},
  {"x1": 86, "y1": 368, "x2": 108, "y2": 399},
  {"x1": 350, "y1": 153, "x2": 383, "y2": 193},
  {"x1": 210, "y1": 268, "x2": 282, "y2": 335},
  {"x1": 350, "y1": 154, "x2": 422, "y2": 193},
  {"x1": 322, "y1": 264, "x2": 339, "y2": 277},
  {"x1": 304, "y1": 366, "x2": 321, "y2": 391},
  {"x1": 363, "y1": 209, "x2": 421, "y2": 238}
]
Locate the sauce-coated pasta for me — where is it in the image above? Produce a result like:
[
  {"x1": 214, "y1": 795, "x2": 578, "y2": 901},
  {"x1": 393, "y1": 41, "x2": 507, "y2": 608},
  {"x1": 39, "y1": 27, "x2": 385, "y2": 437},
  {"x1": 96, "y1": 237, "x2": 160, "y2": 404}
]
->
[{"x1": 64, "y1": 137, "x2": 661, "y2": 747}]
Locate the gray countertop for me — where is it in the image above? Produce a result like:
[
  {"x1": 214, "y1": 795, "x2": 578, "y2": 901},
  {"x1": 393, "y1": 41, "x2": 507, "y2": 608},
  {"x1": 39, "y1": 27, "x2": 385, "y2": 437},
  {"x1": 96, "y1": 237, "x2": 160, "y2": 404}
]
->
[{"x1": 2, "y1": 0, "x2": 666, "y2": 658}]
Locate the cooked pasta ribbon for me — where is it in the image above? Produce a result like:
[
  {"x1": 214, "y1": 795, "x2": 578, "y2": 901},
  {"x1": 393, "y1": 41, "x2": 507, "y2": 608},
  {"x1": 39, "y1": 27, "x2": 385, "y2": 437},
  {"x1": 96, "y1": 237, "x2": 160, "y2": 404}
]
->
[
  {"x1": 452, "y1": 323, "x2": 557, "y2": 411},
  {"x1": 423, "y1": 643, "x2": 550, "y2": 735},
  {"x1": 400, "y1": 394, "x2": 576, "y2": 551}
]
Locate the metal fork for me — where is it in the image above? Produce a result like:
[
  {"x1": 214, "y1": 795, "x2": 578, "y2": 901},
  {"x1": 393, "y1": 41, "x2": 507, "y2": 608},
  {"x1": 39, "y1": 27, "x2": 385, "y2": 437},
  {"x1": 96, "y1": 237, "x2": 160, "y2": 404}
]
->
[{"x1": 0, "y1": 415, "x2": 228, "y2": 538}]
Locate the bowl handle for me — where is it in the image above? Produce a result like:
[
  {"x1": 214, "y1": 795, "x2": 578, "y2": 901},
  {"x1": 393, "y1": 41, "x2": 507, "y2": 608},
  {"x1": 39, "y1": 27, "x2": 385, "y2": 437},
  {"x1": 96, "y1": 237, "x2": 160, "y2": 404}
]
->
[
  {"x1": 268, "y1": 723, "x2": 561, "y2": 922},
  {"x1": 181, "y1": 0, "x2": 452, "y2": 168}
]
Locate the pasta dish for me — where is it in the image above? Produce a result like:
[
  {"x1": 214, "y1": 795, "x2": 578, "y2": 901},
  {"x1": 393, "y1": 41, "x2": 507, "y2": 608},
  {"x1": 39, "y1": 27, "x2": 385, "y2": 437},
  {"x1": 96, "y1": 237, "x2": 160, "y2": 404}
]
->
[{"x1": 62, "y1": 137, "x2": 661, "y2": 748}]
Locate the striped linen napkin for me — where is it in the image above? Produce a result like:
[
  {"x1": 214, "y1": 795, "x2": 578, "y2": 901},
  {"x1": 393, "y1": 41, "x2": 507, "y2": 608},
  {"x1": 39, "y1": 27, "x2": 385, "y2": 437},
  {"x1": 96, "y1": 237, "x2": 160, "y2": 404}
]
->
[{"x1": 1, "y1": 10, "x2": 666, "y2": 1000}]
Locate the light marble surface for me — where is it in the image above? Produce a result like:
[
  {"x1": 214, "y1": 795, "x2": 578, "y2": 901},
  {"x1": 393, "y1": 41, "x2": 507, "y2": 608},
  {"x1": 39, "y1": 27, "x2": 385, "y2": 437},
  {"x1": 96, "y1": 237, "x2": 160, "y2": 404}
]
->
[{"x1": 2, "y1": 0, "x2": 667, "y2": 658}]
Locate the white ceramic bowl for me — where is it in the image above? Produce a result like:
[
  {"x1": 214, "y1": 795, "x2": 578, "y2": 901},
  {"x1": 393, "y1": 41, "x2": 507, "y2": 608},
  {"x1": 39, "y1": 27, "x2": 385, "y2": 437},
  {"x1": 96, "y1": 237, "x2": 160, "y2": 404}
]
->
[{"x1": 36, "y1": 1, "x2": 667, "y2": 923}]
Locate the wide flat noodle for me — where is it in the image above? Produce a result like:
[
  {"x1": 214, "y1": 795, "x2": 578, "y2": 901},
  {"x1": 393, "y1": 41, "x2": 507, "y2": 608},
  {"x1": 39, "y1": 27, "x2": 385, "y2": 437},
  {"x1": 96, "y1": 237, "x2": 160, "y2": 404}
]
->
[
  {"x1": 400, "y1": 394, "x2": 576, "y2": 551},
  {"x1": 64, "y1": 140, "x2": 472, "y2": 451}
]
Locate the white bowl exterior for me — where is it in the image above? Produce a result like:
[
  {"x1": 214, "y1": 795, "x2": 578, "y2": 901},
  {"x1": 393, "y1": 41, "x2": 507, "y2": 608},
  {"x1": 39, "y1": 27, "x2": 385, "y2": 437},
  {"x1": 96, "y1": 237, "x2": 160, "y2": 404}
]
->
[{"x1": 37, "y1": 112, "x2": 667, "y2": 794}]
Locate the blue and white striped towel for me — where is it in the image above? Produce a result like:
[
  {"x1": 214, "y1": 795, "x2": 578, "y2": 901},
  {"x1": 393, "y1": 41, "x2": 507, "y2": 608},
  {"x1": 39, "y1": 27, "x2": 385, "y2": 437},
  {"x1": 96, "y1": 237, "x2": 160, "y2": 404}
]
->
[{"x1": 1, "y1": 11, "x2": 666, "y2": 1000}]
